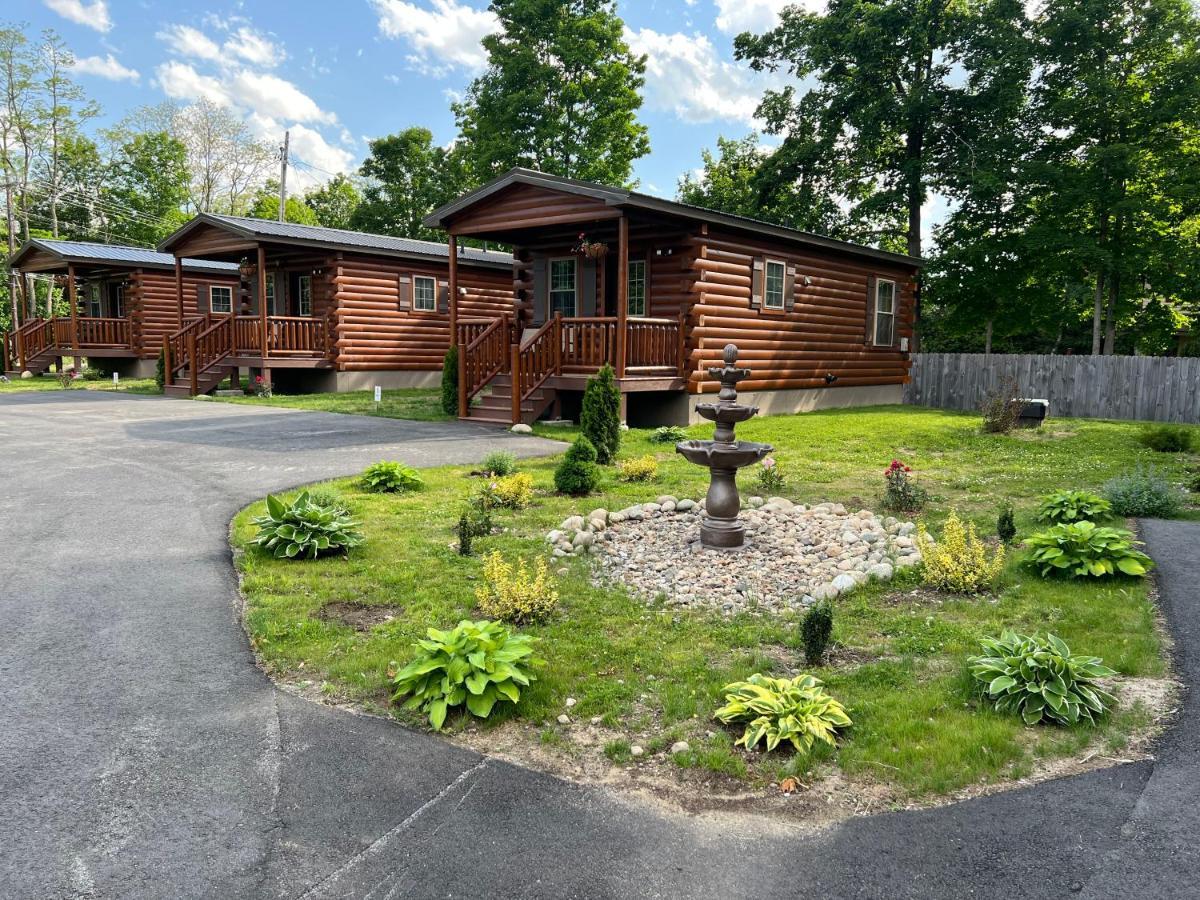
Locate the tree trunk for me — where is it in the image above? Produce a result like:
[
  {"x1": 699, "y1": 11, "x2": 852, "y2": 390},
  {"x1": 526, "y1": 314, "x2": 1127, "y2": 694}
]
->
[
  {"x1": 1103, "y1": 272, "x2": 1119, "y2": 355},
  {"x1": 984, "y1": 319, "x2": 993, "y2": 355},
  {"x1": 1091, "y1": 272, "x2": 1105, "y2": 355}
]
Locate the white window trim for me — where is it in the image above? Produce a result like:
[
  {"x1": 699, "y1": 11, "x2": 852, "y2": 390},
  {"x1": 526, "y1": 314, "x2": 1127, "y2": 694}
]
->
[
  {"x1": 627, "y1": 258, "x2": 647, "y2": 317},
  {"x1": 87, "y1": 283, "x2": 102, "y2": 318},
  {"x1": 210, "y1": 284, "x2": 233, "y2": 315},
  {"x1": 112, "y1": 284, "x2": 125, "y2": 318},
  {"x1": 763, "y1": 258, "x2": 787, "y2": 310},
  {"x1": 298, "y1": 275, "x2": 314, "y2": 316},
  {"x1": 264, "y1": 272, "x2": 276, "y2": 315},
  {"x1": 412, "y1": 274, "x2": 437, "y2": 312},
  {"x1": 873, "y1": 278, "x2": 897, "y2": 346},
  {"x1": 549, "y1": 257, "x2": 578, "y2": 317}
]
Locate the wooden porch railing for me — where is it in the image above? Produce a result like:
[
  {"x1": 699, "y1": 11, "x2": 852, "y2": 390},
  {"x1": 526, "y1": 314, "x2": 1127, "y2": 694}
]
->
[
  {"x1": 265, "y1": 314, "x2": 332, "y2": 356},
  {"x1": 3, "y1": 316, "x2": 139, "y2": 372},
  {"x1": 188, "y1": 315, "x2": 236, "y2": 395},
  {"x1": 514, "y1": 317, "x2": 560, "y2": 421},
  {"x1": 165, "y1": 316, "x2": 210, "y2": 386},
  {"x1": 5, "y1": 318, "x2": 50, "y2": 371},
  {"x1": 70, "y1": 317, "x2": 132, "y2": 349},
  {"x1": 458, "y1": 316, "x2": 513, "y2": 416},
  {"x1": 166, "y1": 313, "x2": 335, "y2": 391},
  {"x1": 625, "y1": 317, "x2": 684, "y2": 373}
]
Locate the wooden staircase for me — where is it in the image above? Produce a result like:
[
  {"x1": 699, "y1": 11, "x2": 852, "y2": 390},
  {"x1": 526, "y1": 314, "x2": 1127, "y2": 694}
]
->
[
  {"x1": 163, "y1": 314, "x2": 236, "y2": 397},
  {"x1": 464, "y1": 374, "x2": 556, "y2": 425}
]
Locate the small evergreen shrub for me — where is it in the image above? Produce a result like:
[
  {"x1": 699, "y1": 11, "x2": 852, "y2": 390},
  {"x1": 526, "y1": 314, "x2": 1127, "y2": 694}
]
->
[
  {"x1": 917, "y1": 511, "x2": 1005, "y2": 593},
  {"x1": 1138, "y1": 424, "x2": 1195, "y2": 453},
  {"x1": 617, "y1": 454, "x2": 659, "y2": 482},
  {"x1": 968, "y1": 631, "x2": 1116, "y2": 726},
  {"x1": 456, "y1": 514, "x2": 473, "y2": 556},
  {"x1": 881, "y1": 459, "x2": 928, "y2": 512},
  {"x1": 996, "y1": 503, "x2": 1017, "y2": 544},
  {"x1": 800, "y1": 598, "x2": 833, "y2": 666},
  {"x1": 475, "y1": 551, "x2": 559, "y2": 623},
  {"x1": 441, "y1": 345, "x2": 459, "y2": 416},
  {"x1": 650, "y1": 425, "x2": 687, "y2": 444},
  {"x1": 390, "y1": 619, "x2": 537, "y2": 730},
  {"x1": 251, "y1": 491, "x2": 364, "y2": 559},
  {"x1": 580, "y1": 364, "x2": 621, "y2": 464},
  {"x1": 980, "y1": 376, "x2": 1020, "y2": 434},
  {"x1": 1025, "y1": 521, "x2": 1153, "y2": 578},
  {"x1": 714, "y1": 673, "x2": 851, "y2": 753},
  {"x1": 1103, "y1": 466, "x2": 1182, "y2": 518},
  {"x1": 481, "y1": 450, "x2": 517, "y2": 477},
  {"x1": 1036, "y1": 489, "x2": 1111, "y2": 525},
  {"x1": 360, "y1": 460, "x2": 423, "y2": 493},
  {"x1": 754, "y1": 456, "x2": 786, "y2": 494},
  {"x1": 155, "y1": 348, "x2": 166, "y2": 390},
  {"x1": 554, "y1": 436, "x2": 600, "y2": 496}
]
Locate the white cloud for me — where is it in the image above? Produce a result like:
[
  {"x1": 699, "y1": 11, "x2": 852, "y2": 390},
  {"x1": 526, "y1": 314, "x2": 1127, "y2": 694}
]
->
[
  {"x1": 155, "y1": 60, "x2": 231, "y2": 105},
  {"x1": 158, "y1": 24, "x2": 223, "y2": 61},
  {"x1": 230, "y1": 71, "x2": 336, "y2": 124},
  {"x1": 370, "y1": 0, "x2": 499, "y2": 74},
  {"x1": 224, "y1": 26, "x2": 285, "y2": 68},
  {"x1": 713, "y1": 0, "x2": 825, "y2": 36},
  {"x1": 72, "y1": 53, "x2": 139, "y2": 81},
  {"x1": 626, "y1": 29, "x2": 767, "y2": 125},
  {"x1": 43, "y1": 0, "x2": 112, "y2": 33}
]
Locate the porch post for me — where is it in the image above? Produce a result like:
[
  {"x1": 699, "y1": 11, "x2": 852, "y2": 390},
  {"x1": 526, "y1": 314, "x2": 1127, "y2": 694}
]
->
[
  {"x1": 257, "y1": 245, "x2": 269, "y2": 375},
  {"x1": 68, "y1": 263, "x2": 79, "y2": 355},
  {"x1": 615, "y1": 214, "x2": 628, "y2": 379},
  {"x1": 174, "y1": 257, "x2": 184, "y2": 328},
  {"x1": 448, "y1": 234, "x2": 459, "y2": 337}
]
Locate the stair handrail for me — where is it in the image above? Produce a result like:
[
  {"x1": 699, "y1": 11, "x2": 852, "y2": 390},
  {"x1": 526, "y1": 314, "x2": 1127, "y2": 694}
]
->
[
  {"x1": 184, "y1": 314, "x2": 235, "y2": 395},
  {"x1": 460, "y1": 315, "x2": 511, "y2": 416},
  {"x1": 166, "y1": 315, "x2": 210, "y2": 380},
  {"x1": 14, "y1": 318, "x2": 55, "y2": 369},
  {"x1": 516, "y1": 314, "x2": 560, "y2": 407}
]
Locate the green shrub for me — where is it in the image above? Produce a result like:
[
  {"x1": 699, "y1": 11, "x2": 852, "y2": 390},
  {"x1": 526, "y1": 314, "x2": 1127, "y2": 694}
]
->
[
  {"x1": 917, "y1": 511, "x2": 1005, "y2": 593},
  {"x1": 650, "y1": 425, "x2": 687, "y2": 444},
  {"x1": 1025, "y1": 521, "x2": 1153, "y2": 578},
  {"x1": 1187, "y1": 466, "x2": 1200, "y2": 494},
  {"x1": 305, "y1": 487, "x2": 352, "y2": 517},
  {"x1": 441, "y1": 345, "x2": 459, "y2": 416},
  {"x1": 800, "y1": 599, "x2": 833, "y2": 666},
  {"x1": 360, "y1": 460, "x2": 423, "y2": 493},
  {"x1": 1138, "y1": 423, "x2": 1195, "y2": 453},
  {"x1": 1036, "y1": 489, "x2": 1112, "y2": 525},
  {"x1": 754, "y1": 456, "x2": 786, "y2": 495},
  {"x1": 554, "y1": 436, "x2": 600, "y2": 496},
  {"x1": 968, "y1": 631, "x2": 1116, "y2": 726},
  {"x1": 881, "y1": 459, "x2": 928, "y2": 512},
  {"x1": 980, "y1": 376, "x2": 1020, "y2": 434},
  {"x1": 251, "y1": 491, "x2": 364, "y2": 559},
  {"x1": 461, "y1": 499, "x2": 495, "y2": 538},
  {"x1": 714, "y1": 673, "x2": 851, "y2": 753},
  {"x1": 481, "y1": 450, "x2": 517, "y2": 477},
  {"x1": 997, "y1": 503, "x2": 1017, "y2": 543},
  {"x1": 155, "y1": 348, "x2": 166, "y2": 391},
  {"x1": 476, "y1": 551, "x2": 559, "y2": 623},
  {"x1": 390, "y1": 619, "x2": 537, "y2": 730},
  {"x1": 580, "y1": 364, "x2": 621, "y2": 464},
  {"x1": 617, "y1": 454, "x2": 658, "y2": 482},
  {"x1": 488, "y1": 472, "x2": 534, "y2": 509},
  {"x1": 1103, "y1": 466, "x2": 1182, "y2": 518},
  {"x1": 456, "y1": 514, "x2": 474, "y2": 556}
]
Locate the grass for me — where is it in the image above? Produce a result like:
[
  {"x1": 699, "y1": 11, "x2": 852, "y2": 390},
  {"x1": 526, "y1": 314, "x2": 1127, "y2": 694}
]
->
[
  {"x1": 232, "y1": 406, "x2": 1194, "y2": 801},
  {"x1": 216, "y1": 387, "x2": 448, "y2": 422},
  {"x1": 0, "y1": 372, "x2": 160, "y2": 395}
]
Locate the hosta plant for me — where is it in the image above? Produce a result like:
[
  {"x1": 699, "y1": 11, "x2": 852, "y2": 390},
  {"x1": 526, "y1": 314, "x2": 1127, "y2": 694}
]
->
[
  {"x1": 1025, "y1": 521, "x2": 1153, "y2": 578},
  {"x1": 714, "y1": 673, "x2": 851, "y2": 754},
  {"x1": 360, "y1": 460, "x2": 423, "y2": 493},
  {"x1": 1036, "y1": 489, "x2": 1111, "y2": 525},
  {"x1": 650, "y1": 425, "x2": 687, "y2": 444},
  {"x1": 252, "y1": 491, "x2": 364, "y2": 559},
  {"x1": 390, "y1": 619, "x2": 537, "y2": 730},
  {"x1": 917, "y1": 510, "x2": 1005, "y2": 594},
  {"x1": 968, "y1": 631, "x2": 1116, "y2": 726}
]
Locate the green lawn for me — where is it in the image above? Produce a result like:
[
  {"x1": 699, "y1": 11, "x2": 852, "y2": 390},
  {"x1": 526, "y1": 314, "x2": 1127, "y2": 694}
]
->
[
  {"x1": 216, "y1": 387, "x2": 449, "y2": 422},
  {"x1": 233, "y1": 406, "x2": 1194, "y2": 802},
  {"x1": 0, "y1": 373, "x2": 160, "y2": 395}
]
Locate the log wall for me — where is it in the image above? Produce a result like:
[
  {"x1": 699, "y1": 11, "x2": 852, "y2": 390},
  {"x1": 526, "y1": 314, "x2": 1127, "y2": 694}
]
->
[{"x1": 131, "y1": 269, "x2": 240, "y2": 359}]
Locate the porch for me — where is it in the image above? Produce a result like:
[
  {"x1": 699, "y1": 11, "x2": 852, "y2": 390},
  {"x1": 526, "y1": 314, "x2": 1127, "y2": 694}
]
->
[{"x1": 2, "y1": 315, "x2": 137, "y2": 376}]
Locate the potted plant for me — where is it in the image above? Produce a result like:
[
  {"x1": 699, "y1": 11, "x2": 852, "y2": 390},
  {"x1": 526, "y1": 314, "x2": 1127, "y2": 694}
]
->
[
  {"x1": 572, "y1": 232, "x2": 608, "y2": 260},
  {"x1": 238, "y1": 257, "x2": 257, "y2": 279}
]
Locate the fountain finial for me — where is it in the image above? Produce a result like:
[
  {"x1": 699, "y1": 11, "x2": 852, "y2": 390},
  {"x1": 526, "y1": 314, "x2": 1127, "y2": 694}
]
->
[{"x1": 723, "y1": 342, "x2": 737, "y2": 366}]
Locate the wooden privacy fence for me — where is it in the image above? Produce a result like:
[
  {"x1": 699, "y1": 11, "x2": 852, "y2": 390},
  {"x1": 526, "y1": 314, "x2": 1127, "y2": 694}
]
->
[{"x1": 905, "y1": 353, "x2": 1200, "y2": 424}]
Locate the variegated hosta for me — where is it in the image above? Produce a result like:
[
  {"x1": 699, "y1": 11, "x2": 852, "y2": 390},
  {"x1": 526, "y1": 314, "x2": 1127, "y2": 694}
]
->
[
  {"x1": 1025, "y1": 521, "x2": 1153, "y2": 578},
  {"x1": 252, "y1": 491, "x2": 364, "y2": 559},
  {"x1": 390, "y1": 620, "x2": 537, "y2": 730},
  {"x1": 968, "y1": 631, "x2": 1116, "y2": 726},
  {"x1": 1035, "y1": 489, "x2": 1112, "y2": 525},
  {"x1": 714, "y1": 673, "x2": 851, "y2": 754}
]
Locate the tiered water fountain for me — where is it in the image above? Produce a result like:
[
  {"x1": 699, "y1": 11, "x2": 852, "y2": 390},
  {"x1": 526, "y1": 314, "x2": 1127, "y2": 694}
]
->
[{"x1": 675, "y1": 344, "x2": 774, "y2": 550}]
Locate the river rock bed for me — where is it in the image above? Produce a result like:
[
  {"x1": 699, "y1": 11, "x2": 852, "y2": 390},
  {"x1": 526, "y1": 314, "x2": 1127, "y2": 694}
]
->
[{"x1": 545, "y1": 496, "x2": 923, "y2": 615}]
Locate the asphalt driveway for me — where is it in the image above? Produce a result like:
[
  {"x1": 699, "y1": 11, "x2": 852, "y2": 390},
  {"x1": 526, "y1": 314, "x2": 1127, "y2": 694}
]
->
[{"x1": 1, "y1": 392, "x2": 1196, "y2": 899}]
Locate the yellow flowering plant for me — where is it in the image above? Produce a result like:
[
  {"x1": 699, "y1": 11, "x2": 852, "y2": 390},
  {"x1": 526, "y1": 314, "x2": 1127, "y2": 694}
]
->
[
  {"x1": 917, "y1": 510, "x2": 1005, "y2": 594},
  {"x1": 476, "y1": 551, "x2": 559, "y2": 624}
]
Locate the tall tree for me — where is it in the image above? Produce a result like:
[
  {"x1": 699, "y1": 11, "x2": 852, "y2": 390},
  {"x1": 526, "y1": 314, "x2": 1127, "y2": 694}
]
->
[
  {"x1": 248, "y1": 179, "x2": 320, "y2": 225},
  {"x1": 453, "y1": 0, "x2": 649, "y2": 184},
  {"x1": 35, "y1": 29, "x2": 97, "y2": 237},
  {"x1": 303, "y1": 173, "x2": 360, "y2": 229},
  {"x1": 173, "y1": 98, "x2": 274, "y2": 214},
  {"x1": 104, "y1": 131, "x2": 190, "y2": 245}
]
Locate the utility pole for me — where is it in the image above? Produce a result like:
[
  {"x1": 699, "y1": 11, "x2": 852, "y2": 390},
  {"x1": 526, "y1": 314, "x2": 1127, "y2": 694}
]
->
[
  {"x1": 277, "y1": 130, "x2": 290, "y2": 223},
  {"x1": 3, "y1": 179, "x2": 18, "y2": 331}
]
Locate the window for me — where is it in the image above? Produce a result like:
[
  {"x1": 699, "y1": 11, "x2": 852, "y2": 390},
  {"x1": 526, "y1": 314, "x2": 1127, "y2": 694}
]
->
[
  {"x1": 87, "y1": 284, "x2": 102, "y2": 318},
  {"x1": 764, "y1": 259, "x2": 786, "y2": 310},
  {"x1": 413, "y1": 274, "x2": 436, "y2": 312},
  {"x1": 627, "y1": 259, "x2": 646, "y2": 317},
  {"x1": 873, "y1": 278, "x2": 896, "y2": 346},
  {"x1": 110, "y1": 284, "x2": 125, "y2": 318},
  {"x1": 210, "y1": 284, "x2": 233, "y2": 314},
  {"x1": 550, "y1": 258, "x2": 577, "y2": 316},
  {"x1": 298, "y1": 275, "x2": 313, "y2": 316}
]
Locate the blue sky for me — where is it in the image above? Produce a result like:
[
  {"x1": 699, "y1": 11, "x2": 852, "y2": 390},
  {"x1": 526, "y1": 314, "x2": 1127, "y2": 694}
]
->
[{"x1": 30, "y1": 0, "x2": 802, "y2": 197}]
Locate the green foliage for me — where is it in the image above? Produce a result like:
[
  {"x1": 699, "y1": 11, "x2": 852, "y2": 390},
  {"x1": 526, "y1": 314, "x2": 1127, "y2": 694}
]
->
[
  {"x1": 155, "y1": 348, "x2": 166, "y2": 391},
  {"x1": 252, "y1": 491, "x2": 364, "y2": 559},
  {"x1": 481, "y1": 450, "x2": 517, "y2": 477},
  {"x1": 303, "y1": 174, "x2": 361, "y2": 229},
  {"x1": 800, "y1": 598, "x2": 834, "y2": 666},
  {"x1": 248, "y1": 183, "x2": 320, "y2": 225},
  {"x1": 1138, "y1": 424, "x2": 1195, "y2": 453},
  {"x1": 456, "y1": 514, "x2": 474, "y2": 556},
  {"x1": 1036, "y1": 490, "x2": 1112, "y2": 525},
  {"x1": 580, "y1": 364, "x2": 621, "y2": 464},
  {"x1": 997, "y1": 503, "x2": 1017, "y2": 544},
  {"x1": 980, "y1": 378, "x2": 1021, "y2": 434},
  {"x1": 714, "y1": 673, "x2": 851, "y2": 754},
  {"x1": 917, "y1": 511, "x2": 1006, "y2": 593},
  {"x1": 616, "y1": 454, "x2": 658, "y2": 482},
  {"x1": 390, "y1": 620, "x2": 537, "y2": 730},
  {"x1": 488, "y1": 472, "x2": 535, "y2": 509},
  {"x1": 1025, "y1": 522, "x2": 1154, "y2": 579},
  {"x1": 1103, "y1": 466, "x2": 1182, "y2": 518},
  {"x1": 360, "y1": 461, "x2": 423, "y2": 493},
  {"x1": 441, "y1": 345, "x2": 459, "y2": 417},
  {"x1": 968, "y1": 631, "x2": 1116, "y2": 726},
  {"x1": 554, "y1": 436, "x2": 600, "y2": 496},
  {"x1": 881, "y1": 459, "x2": 927, "y2": 512},
  {"x1": 754, "y1": 456, "x2": 786, "y2": 494},
  {"x1": 1187, "y1": 466, "x2": 1200, "y2": 494},
  {"x1": 476, "y1": 551, "x2": 559, "y2": 624},
  {"x1": 649, "y1": 425, "x2": 687, "y2": 444}
]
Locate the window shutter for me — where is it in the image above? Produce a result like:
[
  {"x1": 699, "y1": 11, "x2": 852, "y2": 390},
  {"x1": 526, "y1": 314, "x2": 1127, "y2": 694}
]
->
[
  {"x1": 750, "y1": 258, "x2": 764, "y2": 308},
  {"x1": 196, "y1": 283, "x2": 206, "y2": 314},
  {"x1": 532, "y1": 257, "x2": 548, "y2": 325},
  {"x1": 784, "y1": 265, "x2": 797, "y2": 312},
  {"x1": 397, "y1": 275, "x2": 412, "y2": 311},
  {"x1": 437, "y1": 280, "x2": 449, "y2": 314},
  {"x1": 580, "y1": 259, "x2": 597, "y2": 317},
  {"x1": 865, "y1": 275, "x2": 878, "y2": 345}
]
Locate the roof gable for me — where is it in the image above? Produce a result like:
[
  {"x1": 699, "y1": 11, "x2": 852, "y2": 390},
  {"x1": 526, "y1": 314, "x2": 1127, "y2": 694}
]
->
[{"x1": 11, "y1": 238, "x2": 238, "y2": 275}]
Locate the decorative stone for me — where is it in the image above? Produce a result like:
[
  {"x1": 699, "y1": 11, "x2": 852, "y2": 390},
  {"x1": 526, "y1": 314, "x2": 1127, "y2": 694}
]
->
[
  {"x1": 676, "y1": 499, "x2": 696, "y2": 512},
  {"x1": 561, "y1": 516, "x2": 585, "y2": 532},
  {"x1": 831, "y1": 573, "x2": 857, "y2": 594},
  {"x1": 510, "y1": 423, "x2": 533, "y2": 434},
  {"x1": 557, "y1": 714, "x2": 571, "y2": 725},
  {"x1": 572, "y1": 531, "x2": 594, "y2": 549},
  {"x1": 748, "y1": 496, "x2": 764, "y2": 508},
  {"x1": 670, "y1": 741, "x2": 690, "y2": 755},
  {"x1": 588, "y1": 509, "x2": 609, "y2": 527},
  {"x1": 546, "y1": 530, "x2": 563, "y2": 545},
  {"x1": 656, "y1": 495, "x2": 678, "y2": 506},
  {"x1": 631, "y1": 745, "x2": 645, "y2": 758},
  {"x1": 565, "y1": 697, "x2": 577, "y2": 708},
  {"x1": 868, "y1": 563, "x2": 894, "y2": 580}
]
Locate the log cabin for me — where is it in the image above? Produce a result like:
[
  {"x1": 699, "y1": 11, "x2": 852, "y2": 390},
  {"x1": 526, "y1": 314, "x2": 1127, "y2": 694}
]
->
[
  {"x1": 2, "y1": 239, "x2": 238, "y2": 378},
  {"x1": 423, "y1": 168, "x2": 924, "y2": 426},
  {"x1": 156, "y1": 214, "x2": 514, "y2": 396}
]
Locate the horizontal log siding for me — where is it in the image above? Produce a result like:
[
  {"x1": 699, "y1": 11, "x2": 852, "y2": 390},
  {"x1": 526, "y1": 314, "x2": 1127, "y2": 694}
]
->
[
  {"x1": 133, "y1": 269, "x2": 239, "y2": 358},
  {"x1": 688, "y1": 228, "x2": 917, "y2": 393},
  {"x1": 449, "y1": 183, "x2": 617, "y2": 234},
  {"x1": 333, "y1": 252, "x2": 513, "y2": 372}
]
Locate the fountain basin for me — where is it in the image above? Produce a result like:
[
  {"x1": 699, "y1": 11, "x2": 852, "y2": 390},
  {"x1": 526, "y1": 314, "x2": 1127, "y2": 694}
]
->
[
  {"x1": 694, "y1": 403, "x2": 758, "y2": 426},
  {"x1": 675, "y1": 439, "x2": 773, "y2": 470}
]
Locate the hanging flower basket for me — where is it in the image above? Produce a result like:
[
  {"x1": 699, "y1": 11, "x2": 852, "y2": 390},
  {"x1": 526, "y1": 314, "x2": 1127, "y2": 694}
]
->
[
  {"x1": 572, "y1": 232, "x2": 608, "y2": 260},
  {"x1": 238, "y1": 258, "x2": 258, "y2": 278}
]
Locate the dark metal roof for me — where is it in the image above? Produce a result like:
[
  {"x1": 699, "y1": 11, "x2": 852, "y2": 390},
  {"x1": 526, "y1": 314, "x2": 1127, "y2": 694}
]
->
[
  {"x1": 158, "y1": 214, "x2": 514, "y2": 269},
  {"x1": 425, "y1": 168, "x2": 924, "y2": 269},
  {"x1": 11, "y1": 238, "x2": 239, "y2": 274}
]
